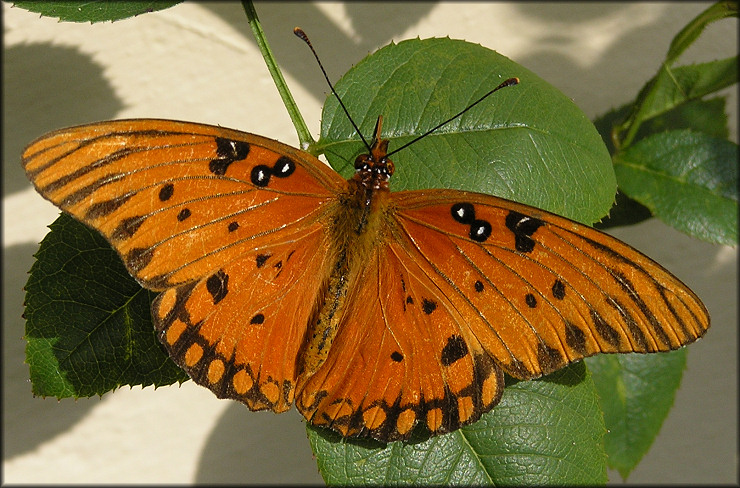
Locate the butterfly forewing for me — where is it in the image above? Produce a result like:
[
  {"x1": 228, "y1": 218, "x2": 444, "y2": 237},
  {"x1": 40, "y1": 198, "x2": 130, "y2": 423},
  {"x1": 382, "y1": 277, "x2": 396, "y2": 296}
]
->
[
  {"x1": 22, "y1": 119, "x2": 345, "y2": 289},
  {"x1": 392, "y1": 190, "x2": 710, "y2": 379},
  {"x1": 22, "y1": 119, "x2": 346, "y2": 414}
]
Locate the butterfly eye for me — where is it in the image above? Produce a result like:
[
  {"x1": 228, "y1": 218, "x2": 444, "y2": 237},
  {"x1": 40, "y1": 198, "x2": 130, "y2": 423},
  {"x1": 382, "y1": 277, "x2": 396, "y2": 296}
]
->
[
  {"x1": 382, "y1": 158, "x2": 395, "y2": 177},
  {"x1": 354, "y1": 154, "x2": 370, "y2": 171}
]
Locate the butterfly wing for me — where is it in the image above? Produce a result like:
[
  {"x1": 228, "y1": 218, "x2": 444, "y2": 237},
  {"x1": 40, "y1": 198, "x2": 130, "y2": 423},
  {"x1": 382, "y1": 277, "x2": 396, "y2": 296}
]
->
[
  {"x1": 22, "y1": 119, "x2": 344, "y2": 289},
  {"x1": 392, "y1": 189, "x2": 710, "y2": 379},
  {"x1": 295, "y1": 187, "x2": 709, "y2": 441},
  {"x1": 296, "y1": 239, "x2": 504, "y2": 441},
  {"x1": 23, "y1": 119, "x2": 346, "y2": 412}
]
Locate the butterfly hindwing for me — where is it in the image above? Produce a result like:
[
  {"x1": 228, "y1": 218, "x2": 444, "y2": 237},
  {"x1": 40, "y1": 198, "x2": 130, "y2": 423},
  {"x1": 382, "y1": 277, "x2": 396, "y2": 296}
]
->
[
  {"x1": 296, "y1": 242, "x2": 504, "y2": 441},
  {"x1": 154, "y1": 225, "x2": 337, "y2": 412}
]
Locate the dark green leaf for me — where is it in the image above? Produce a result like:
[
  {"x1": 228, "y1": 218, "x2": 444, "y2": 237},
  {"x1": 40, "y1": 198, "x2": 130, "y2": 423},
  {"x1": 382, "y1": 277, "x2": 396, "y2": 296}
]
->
[
  {"x1": 586, "y1": 351, "x2": 688, "y2": 479},
  {"x1": 615, "y1": 1, "x2": 738, "y2": 147},
  {"x1": 13, "y1": 0, "x2": 182, "y2": 23},
  {"x1": 315, "y1": 37, "x2": 616, "y2": 225},
  {"x1": 24, "y1": 213, "x2": 187, "y2": 398},
  {"x1": 309, "y1": 363, "x2": 607, "y2": 486},
  {"x1": 626, "y1": 57, "x2": 737, "y2": 130},
  {"x1": 613, "y1": 129, "x2": 738, "y2": 244},
  {"x1": 634, "y1": 96, "x2": 730, "y2": 141}
]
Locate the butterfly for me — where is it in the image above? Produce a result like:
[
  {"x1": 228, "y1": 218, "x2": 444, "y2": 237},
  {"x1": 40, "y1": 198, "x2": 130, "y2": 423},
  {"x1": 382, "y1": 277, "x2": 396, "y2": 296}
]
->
[{"x1": 22, "y1": 80, "x2": 710, "y2": 442}]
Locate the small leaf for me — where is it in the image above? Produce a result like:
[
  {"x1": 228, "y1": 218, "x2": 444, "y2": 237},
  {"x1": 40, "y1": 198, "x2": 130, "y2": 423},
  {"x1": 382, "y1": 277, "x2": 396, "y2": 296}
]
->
[
  {"x1": 665, "y1": 1, "x2": 739, "y2": 65},
  {"x1": 309, "y1": 363, "x2": 607, "y2": 486},
  {"x1": 615, "y1": 0, "x2": 738, "y2": 149},
  {"x1": 613, "y1": 129, "x2": 738, "y2": 244},
  {"x1": 586, "y1": 351, "x2": 688, "y2": 479},
  {"x1": 24, "y1": 213, "x2": 187, "y2": 398},
  {"x1": 13, "y1": 0, "x2": 182, "y2": 23},
  {"x1": 315, "y1": 37, "x2": 616, "y2": 226},
  {"x1": 627, "y1": 57, "x2": 737, "y2": 129},
  {"x1": 635, "y1": 96, "x2": 730, "y2": 141}
]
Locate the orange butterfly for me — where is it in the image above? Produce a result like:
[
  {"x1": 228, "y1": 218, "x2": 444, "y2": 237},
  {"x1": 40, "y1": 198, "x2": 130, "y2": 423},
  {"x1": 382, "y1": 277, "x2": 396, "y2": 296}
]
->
[{"x1": 22, "y1": 88, "x2": 709, "y2": 442}]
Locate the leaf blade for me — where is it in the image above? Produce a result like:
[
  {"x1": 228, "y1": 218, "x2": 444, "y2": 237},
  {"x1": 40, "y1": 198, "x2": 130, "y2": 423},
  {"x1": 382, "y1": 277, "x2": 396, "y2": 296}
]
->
[
  {"x1": 613, "y1": 129, "x2": 738, "y2": 244},
  {"x1": 24, "y1": 214, "x2": 188, "y2": 398}
]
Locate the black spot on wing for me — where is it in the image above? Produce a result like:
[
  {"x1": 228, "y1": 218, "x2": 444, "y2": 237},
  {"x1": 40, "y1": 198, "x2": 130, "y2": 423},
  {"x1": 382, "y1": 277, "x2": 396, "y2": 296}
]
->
[
  {"x1": 552, "y1": 279, "x2": 565, "y2": 300},
  {"x1": 177, "y1": 208, "x2": 191, "y2": 222},
  {"x1": 250, "y1": 156, "x2": 296, "y2": 187},
  {"x1": 421, "y1": 298, "x2": 437, "y2": 315},
  {"x1": 451, "y1": 202, "x2": 475, "y2": 224},
  {"x1": 256, "y1": 254, "x2": 271, "y2": 268},
  {"x1": 274, "y1": 156, "x2": 296, "y2": 178},
  {"x1": 450, "y1": 202, "x2": 492, "y2": 242},
  {"x1": 441, "y1": 335, "x2": 468, "y2": 366},
  {"x1": 84, "y1": 193, "x2": 133, "y2": 220},
  {"x1": 536, "y1": 342, "x2": 565, "y2": 374},
  {"x1": 608, "y1": 297, "x2": 651, "y2": 350},
  {"x1": 126, "y1": 247, "x2": 154, "y2": 273},
  {"x1": 111, "y1": 215, "x2": 146, "y2": 242},
  {"x1": 206, "y1": 270, "x2": 229, "y2": 305},
  {"x1": 505, "y1": 211, "x2": 544, "y2": 253},
  {"x1": 251, "y1": 165, "x2": 271, "y2": 187},
  {"x1": 210, "y1": 138, "x2": 250, "y2": 175},
  {"x1": 159, "y1": 183, "x2": 174, "y2": 201},
  {"x1": 591, "y1": 309, "x2": 621, "y2": 347},
  {"x1": 564, "y1": 321, "x2": 588, "y2": 356}
]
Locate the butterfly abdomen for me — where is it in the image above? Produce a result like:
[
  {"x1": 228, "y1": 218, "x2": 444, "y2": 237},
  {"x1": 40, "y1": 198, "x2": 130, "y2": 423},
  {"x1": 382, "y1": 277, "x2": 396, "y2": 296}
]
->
[{"x1": 297, "y1": 183, "x2": 396, "y2": 379}]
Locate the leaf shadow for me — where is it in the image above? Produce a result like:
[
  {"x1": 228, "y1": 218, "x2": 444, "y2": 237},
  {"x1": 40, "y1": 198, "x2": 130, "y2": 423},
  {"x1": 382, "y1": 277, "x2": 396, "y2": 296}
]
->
[
  {"x1": 3, "y1": 43, "x2": 123, "y2": 196},
  {"x1": 200, "y1": 2, "x2": 438, "y2": 103},
  {"x1": 2, "y1": 243, "x2": 95, "y2": 458},
  {"x1": 194, "y1": 403, "x2": 324, "y2": 484}
]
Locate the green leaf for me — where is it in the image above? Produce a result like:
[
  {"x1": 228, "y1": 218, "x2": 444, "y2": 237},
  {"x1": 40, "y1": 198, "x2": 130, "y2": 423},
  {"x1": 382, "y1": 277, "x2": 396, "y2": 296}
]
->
[
  {"x1": 613, "y1": 129, "x2": 738, "y2": 244},
  {"x1": 12, "y1": 0, "x2": 182, "y2": 23},
  {"x1": 626, "y1": 57, "x2": 737, "y2": 132},
  {"x1": 594, "y1": 97, "x2": 731, "y2": 230},
  {"x1": 635, "y1": 96, "x2": 731, "y2": 141},
  {"x1": 615, "y1": 1, "x2": 738, "y2": 148},
  {"x1": 24, "y1": 213, "x2": 188, "y2": 398},
  {"x1": 315, "y1": 37, "x2": 616, "y2": 225},
  {"x1": 309, "y1": 363, "x2": 607, "y2": 486},
  {"x1": 665, "y1": 1, "x2": 739, "y2": 65},
  {"x1": 586, "y1": 351, "x2": 688, "y2": 479}
]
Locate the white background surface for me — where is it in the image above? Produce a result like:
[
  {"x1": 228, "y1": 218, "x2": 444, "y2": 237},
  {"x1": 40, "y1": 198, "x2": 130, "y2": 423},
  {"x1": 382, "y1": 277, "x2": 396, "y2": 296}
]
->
[{"x1": 3, "y1": 2, "x2": 737, "y2": 484}]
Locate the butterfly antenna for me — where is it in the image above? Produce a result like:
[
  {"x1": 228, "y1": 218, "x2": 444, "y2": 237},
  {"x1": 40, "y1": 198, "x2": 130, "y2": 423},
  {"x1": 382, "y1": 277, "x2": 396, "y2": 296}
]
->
[
  {"x1": 385, "y1": 77, "x2": 519, "y2": 158},
  {"x1": 294, "y1": 27, "x2": 372, "y2": 153}
]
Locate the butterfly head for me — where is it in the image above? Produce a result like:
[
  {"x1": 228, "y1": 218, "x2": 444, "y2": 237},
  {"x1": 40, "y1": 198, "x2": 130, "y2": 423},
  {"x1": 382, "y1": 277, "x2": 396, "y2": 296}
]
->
[{"x1": 352, "y1": 116, "x2": 394, "y2": 191}]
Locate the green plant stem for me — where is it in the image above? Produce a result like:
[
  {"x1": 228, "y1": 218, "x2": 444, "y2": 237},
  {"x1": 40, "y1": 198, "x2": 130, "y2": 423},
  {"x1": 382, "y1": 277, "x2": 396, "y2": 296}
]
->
[
  {"x1": 614, "y1": 1, "x2": 738, "y2": 149},
  {"x1": 241, "y1": 0, "x2": 313, "y2": 147}
]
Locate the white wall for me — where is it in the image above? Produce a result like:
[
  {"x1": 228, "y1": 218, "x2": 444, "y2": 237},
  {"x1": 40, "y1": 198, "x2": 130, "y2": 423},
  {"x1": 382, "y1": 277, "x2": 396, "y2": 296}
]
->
[{"x1": 3, "y1": 2, "x2": 737, "y2": 484}]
